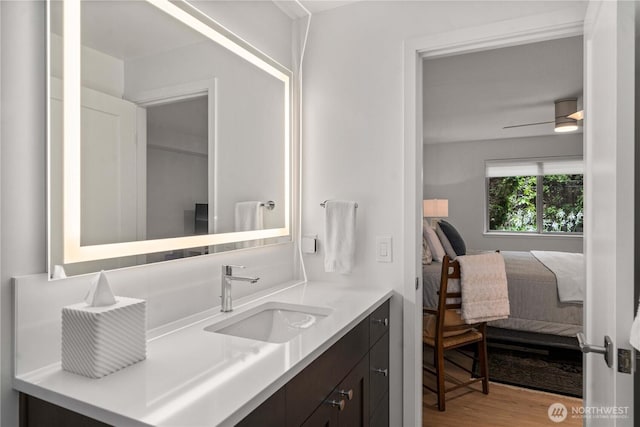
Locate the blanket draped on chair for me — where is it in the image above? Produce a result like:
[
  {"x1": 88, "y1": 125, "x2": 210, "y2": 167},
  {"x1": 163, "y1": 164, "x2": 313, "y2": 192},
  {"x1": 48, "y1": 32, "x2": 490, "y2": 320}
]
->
[{"x1": 455, "y1": 253, "x2": 510, "y2": 324}]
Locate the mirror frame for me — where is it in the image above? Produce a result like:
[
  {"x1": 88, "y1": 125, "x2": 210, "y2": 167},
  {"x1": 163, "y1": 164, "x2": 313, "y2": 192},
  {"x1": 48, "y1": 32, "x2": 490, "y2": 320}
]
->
[{"x1": 59, "y1": 0, "x2": 291, "y2": 264}]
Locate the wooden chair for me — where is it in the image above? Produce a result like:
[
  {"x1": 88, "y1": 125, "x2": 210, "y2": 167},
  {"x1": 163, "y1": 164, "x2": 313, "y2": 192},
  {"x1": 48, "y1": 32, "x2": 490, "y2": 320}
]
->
[{"x1": 423, "y1": 255, "x2": 489, "y2": 411}]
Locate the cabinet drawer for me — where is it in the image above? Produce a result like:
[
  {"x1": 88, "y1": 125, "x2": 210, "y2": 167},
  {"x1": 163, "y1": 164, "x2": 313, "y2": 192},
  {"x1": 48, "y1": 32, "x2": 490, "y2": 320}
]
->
[
  {"x1": 286, "y1": 318, "x2": 369, "y2": 427},
  {"x1": 301, "y1": 401, "x2": 338, "y2": 427},
  {"x1": 336, "y1": 354, "x2": 369, "y2": 427},
  {"x1": 369, "y1": 300, "x2": 389, "y2": 346},
  {"x1": 369, "y1": 332, "x2": 389, "y2": 412},
  {"x1": 369, "y1": 392, "x2": 389, "y2": 427}
]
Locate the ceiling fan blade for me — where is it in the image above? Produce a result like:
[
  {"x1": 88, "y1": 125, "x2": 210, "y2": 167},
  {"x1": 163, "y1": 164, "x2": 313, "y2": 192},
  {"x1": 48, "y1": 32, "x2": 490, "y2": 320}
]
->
[
  {"x1": 567, "y1": 110, "x2": 584, "y2": 120},
  {"x1": 503, "y1": 120, "x2": 554, "y2": 129}
]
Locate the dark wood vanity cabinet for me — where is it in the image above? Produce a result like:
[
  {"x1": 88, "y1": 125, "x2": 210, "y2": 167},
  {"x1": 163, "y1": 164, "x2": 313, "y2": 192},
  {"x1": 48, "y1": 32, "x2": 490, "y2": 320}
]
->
[
  {"x1": 235, "y1": 387, "x2": 287, "y2": 427},
  {"x1": 240, "y1": 298, "x2": 390, "y2": 427},
  {"x1": 299, "y1": 355, "x2": 369, "y2": 427},
  {"x1": 368, "y1": 301, "x2": 390, "y2": 427},
  {"x1": 19, "y1": 394, "x2": 110, "y2": 427}
]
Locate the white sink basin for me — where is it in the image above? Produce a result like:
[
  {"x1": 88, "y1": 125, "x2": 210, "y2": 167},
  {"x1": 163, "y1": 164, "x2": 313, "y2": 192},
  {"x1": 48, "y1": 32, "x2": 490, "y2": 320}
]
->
[{"x1": 204, "y1": 302, "x2": 332, "y2": 343}]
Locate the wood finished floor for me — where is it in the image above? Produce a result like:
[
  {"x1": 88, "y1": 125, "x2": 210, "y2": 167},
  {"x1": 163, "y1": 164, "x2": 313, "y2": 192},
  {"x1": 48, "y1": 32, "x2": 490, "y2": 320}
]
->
[
  {"x1": 423, "y1": 380, "x2": 582, "y2": 426},
  {"x1": 422, "y1": 349, "x2": 582, "y2": 426}
]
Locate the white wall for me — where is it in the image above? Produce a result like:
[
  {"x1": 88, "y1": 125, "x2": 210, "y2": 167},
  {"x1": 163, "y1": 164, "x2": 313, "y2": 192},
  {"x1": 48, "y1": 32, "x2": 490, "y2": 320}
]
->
[
  {"x1": 1, "y1": 3, "x2": 46, "y2": 425},
  {"x1": 0, "y1": 1, "x2": 294, "y2": 425},
  {"x1": 300, "y1": 1, "x2": 587, "y2": 425},
  {"x1": 125, "y1": 40, "x2": 286, "y2": 236},
  {"x1": 50, "y1": 33, "x2": 125, "y2": 98},
  {"x1": 423, "y1": 134, "x2": 584, "y2": 253}
]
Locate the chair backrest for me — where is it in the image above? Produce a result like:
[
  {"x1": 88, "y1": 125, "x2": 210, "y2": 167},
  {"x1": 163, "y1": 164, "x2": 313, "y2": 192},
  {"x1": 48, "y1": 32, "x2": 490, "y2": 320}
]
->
[
  {"x1": 438, "y1": 255, "x2": 461, "y2": 310},
  {"x1": 434, "y1": 255, "x2": 474, "y2": 340}
]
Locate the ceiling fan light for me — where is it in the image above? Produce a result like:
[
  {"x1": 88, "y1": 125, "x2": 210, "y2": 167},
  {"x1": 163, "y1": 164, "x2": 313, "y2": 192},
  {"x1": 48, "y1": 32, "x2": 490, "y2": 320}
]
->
[
  {"x1": 555, "y1": 122, "x2": 579, "y2": 133},
  {"x1": 555, "y1": 98, "x2": 579, "y2": 133}
]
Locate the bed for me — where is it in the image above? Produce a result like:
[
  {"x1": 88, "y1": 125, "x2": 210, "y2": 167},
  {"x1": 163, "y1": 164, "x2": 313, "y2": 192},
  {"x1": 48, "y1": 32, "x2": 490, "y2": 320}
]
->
[{"x1": 423, "y1": 250, "x2": 583, "y2": 338}]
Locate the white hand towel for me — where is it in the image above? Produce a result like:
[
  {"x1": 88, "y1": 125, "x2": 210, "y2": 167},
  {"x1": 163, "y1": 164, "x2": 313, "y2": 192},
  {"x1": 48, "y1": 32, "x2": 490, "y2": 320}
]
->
[
  {"x1": 324, "y1": 200, "x2": 357, "y2": 274},
  {"x1": 630, "y1": 300, "x2": 640, "y2": 351},
  {"x1": 235, "y1": 201, "x2": 264, "y2": 248}
]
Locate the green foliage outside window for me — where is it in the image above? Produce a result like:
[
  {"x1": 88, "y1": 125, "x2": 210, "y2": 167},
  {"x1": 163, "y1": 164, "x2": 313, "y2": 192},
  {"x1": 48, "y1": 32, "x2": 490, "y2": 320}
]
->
[
  {"x1": 542, "y1": 174, "x2": 584, "y2": 232},
  {"x1": 488, "y1": 176, "x2": 537, "y2": 231},
  {"x1": 488, "y1": 174, "x2": 583, "y2": 233}
]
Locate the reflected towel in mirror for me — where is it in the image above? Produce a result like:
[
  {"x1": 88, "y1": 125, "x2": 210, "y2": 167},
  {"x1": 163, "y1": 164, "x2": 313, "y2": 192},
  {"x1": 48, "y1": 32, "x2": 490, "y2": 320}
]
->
[{"x1": 235, "y1": 201, "x2": 264, "y2": 248}]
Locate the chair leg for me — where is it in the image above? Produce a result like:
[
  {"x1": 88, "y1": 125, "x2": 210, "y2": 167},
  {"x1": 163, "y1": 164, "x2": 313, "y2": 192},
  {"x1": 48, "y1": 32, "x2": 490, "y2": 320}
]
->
[
  {"x1": 435, "y1": 346, "x2": 446, "y2": 411},
  {"x1": 478, "y1": 338, "x2": 489, "y2": 395}
]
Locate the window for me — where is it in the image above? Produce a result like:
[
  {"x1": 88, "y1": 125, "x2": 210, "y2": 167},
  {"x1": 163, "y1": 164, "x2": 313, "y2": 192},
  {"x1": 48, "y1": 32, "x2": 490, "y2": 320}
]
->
[{"x1": 486, "y1": 158, "x2": 583, "y2": 234}]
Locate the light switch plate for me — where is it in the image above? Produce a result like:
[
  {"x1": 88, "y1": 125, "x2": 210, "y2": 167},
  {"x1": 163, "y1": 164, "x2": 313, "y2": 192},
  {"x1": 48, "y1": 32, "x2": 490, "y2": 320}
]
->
[{"x1": 376, "y1": 236, "x2": 392, "y2": 262}]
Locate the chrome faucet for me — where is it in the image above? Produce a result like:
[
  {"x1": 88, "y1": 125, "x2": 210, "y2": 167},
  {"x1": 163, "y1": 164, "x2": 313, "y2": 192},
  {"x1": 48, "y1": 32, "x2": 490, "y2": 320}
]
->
[{"x1": 220, "y1": 265, "x2": 260, "y2": 312}]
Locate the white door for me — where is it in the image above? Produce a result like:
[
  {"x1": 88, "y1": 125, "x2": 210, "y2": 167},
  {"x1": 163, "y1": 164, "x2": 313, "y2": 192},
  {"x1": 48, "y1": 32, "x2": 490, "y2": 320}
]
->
[
  {"x1": 80, "y1": 86, "x2": 138, "y2": 247},
  {"x1": 50, "y1": 78, "x2": 140, "y2": 272},
  {"x1": 583, "y1": 1, "x2": 635, "y2": 425}
]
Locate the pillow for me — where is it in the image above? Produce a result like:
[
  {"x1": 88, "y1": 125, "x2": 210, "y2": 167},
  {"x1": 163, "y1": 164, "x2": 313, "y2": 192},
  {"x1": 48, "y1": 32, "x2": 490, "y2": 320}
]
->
[
  {"x1": 422, "y1": 237, "x2": 432, "y2": 265},
  {"x1": 436, "y1": 223, "x2": 457, "y2": 259},
  {"x1": 439, "y1": 220, "x2": 467, "y2": 256},
  {"x1": 424, "y1": 226, "x2": 446, "y2": 262}
]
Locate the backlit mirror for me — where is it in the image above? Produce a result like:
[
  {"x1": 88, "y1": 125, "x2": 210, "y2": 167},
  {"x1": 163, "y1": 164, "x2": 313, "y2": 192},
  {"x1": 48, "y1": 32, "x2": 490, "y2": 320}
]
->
[{"x1": 48, "y1": 0, "x2": 291, "y2": 276}]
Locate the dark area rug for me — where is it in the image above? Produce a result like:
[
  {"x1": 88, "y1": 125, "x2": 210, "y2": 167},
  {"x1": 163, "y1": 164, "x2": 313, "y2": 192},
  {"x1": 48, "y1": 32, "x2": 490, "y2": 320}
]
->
[
  {"x1": 424, "y1": 329, "x2": 583, "y2": 398},
  {"x1": 477, "y1": 343, "x2": 583, "y2": 398}
]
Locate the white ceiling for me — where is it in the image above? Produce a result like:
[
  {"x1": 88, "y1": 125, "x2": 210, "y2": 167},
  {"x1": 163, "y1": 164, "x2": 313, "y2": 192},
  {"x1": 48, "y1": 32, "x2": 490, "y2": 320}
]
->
[
  {"x1": 423, "y1": 36, "x2": 583, "y2": 145},
  {"x1": 50, "y1": 1, "x2": 207, "y2": 61},
  {"x1": 51, "y1": 0, "x2": 361, "y2": 59},
  {"x1": 273, "y1": 0, "x2": 361, "y2": 18},
  {"x1": 301, "y1": 0, "x2": 362, "y2": 14}
]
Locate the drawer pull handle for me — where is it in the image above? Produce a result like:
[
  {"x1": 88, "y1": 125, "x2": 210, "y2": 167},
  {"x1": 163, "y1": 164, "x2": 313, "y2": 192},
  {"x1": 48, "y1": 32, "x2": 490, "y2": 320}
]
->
[
  {"x1": 338, "y1": 389, "x2": 353, "y2": 400},
  {"x1": 372, "y1": 368, "x2": 388, "y2": 377},
  {"x1": 373, "y1": 318, "x2": 389, "y2": 326},
  {"x1": 326, "y1": 399, "x2": 346, "y2": 411}
]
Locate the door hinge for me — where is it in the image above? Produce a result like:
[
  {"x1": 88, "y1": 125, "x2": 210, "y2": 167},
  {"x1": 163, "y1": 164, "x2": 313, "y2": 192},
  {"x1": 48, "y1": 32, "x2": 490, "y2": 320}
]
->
[
  {"x1": 618, "y1": 348, "x2": 632, "y2": 374},
  {"x1": 415, "y1": 277, "x2": 419, "y2": 290}
]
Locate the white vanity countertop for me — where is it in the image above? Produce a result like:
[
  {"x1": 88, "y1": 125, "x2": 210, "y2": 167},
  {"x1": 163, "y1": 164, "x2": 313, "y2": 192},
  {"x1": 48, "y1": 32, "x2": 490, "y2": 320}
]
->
[{"x1": 14, "y1": 281, "x2": 392, "y2": 427}]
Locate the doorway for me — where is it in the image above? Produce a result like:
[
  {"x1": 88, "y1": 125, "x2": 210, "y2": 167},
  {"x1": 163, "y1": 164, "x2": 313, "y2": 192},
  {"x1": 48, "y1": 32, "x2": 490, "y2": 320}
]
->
[
  {"x1": 145, "y1": 95, "x2": 209, "y2": 262},
  {"x1": 420, "y1": 35, "x2": 585, "y2": 424},
  {"x1": 404, "y1": 4, "x2": 637, "y2": 426},
  {"x1": 401, "y1": 11, "x2": 586, "y2": 426}
]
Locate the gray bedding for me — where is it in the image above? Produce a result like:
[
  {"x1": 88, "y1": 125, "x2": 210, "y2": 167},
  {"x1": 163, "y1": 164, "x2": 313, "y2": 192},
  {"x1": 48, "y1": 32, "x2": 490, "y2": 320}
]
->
[{"x1": 423, "y1": 251, "x2": 583, "y2": 337}]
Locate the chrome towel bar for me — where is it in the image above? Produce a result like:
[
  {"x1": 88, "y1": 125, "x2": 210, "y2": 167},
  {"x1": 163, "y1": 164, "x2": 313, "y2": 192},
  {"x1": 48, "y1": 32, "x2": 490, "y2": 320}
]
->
[
  {"x1": 320, "y1": 200, "x2": 358, "y2": 208},
  {"x1": 260, "y1": 201, "x2": 276, "y2": 210}
]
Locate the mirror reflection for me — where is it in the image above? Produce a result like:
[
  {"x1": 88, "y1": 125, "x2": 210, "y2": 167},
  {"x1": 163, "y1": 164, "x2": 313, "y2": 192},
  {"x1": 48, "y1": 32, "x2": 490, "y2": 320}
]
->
[{"x1": 48, "y1": 0, "x2": 290, "y2": 275}]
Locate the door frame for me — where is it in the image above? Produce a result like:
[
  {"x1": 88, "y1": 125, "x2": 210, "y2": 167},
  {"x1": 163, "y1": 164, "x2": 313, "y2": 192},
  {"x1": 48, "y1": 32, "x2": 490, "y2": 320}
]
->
[
  {"x1": 128, "y1": 79, "x2": 217, "y2": 235},
  {"x1": 402, "y1": 9, "x2": 584, "y2": 425}
]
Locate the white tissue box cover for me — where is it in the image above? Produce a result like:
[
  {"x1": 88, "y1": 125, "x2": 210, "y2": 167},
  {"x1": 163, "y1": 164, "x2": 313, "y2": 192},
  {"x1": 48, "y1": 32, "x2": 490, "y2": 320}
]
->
[{"x1": 61, "y1": 297, "x2": 146, "y2": 379}]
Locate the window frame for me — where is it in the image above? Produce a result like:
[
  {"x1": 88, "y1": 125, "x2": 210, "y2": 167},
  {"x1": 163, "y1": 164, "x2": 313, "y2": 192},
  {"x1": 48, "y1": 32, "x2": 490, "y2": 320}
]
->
[{"x1": 484, "y1": 157, "x2": 584, "y2": 236}]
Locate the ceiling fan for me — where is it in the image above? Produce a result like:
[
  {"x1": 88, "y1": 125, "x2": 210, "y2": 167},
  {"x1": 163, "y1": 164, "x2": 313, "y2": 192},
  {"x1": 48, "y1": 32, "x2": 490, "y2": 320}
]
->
[{"x1": 503, "y1": 98, "x2": 584, "y2": 133}]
